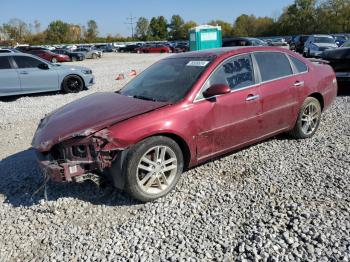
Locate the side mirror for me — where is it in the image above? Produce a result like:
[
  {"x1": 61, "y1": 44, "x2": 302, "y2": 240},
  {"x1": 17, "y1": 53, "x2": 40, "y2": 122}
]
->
[
  {"x1": 38, "y1": 63, "x2": 49, "y2": 70},
  {"x1": 203, "y1": 84, "x2": 231, "y2": 98}
]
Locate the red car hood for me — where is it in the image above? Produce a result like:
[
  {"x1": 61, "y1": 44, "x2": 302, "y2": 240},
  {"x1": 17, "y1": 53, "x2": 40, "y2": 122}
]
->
[{"x1": 32, "y1": 92, "x2": 168, "y2": 151}]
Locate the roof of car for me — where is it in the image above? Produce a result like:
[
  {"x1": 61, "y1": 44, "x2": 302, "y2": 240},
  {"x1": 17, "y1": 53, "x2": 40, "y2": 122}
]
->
[
  {"x1": 0, "y1": 53, "x2": 35, "y2": 57},
  {"x1": 168, "y1": 46, "x2": 293, "y2": 59}
]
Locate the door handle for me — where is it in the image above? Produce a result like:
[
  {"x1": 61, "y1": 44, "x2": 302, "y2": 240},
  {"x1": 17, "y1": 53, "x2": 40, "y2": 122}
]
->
[
  {"x1": 246, "y1": 94, "x2": 260, "y2": 101},
  {"x1": 294, "y1": 81, "x2": 304, "y2": 87},
  {"x1": 19, "y1": 71, "x2": 29, "y2": 75}
]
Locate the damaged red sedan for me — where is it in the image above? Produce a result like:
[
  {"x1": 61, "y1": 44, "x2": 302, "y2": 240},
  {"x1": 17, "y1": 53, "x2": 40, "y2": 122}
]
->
[{"x1": 32, "y1": 47, "x2": 337, "y2": 202}]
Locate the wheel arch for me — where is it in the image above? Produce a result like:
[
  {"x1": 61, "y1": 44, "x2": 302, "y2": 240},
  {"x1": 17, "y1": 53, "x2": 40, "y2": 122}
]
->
[
  {"x1": 142, "y1": 132, "x2": 192, "y2": 170},
  {"x1": 308, "y1": 92, "x2": 324, "y2": 111},
  {"x1": 61, "y1": 74, "x2": 86, "y2": 90}
]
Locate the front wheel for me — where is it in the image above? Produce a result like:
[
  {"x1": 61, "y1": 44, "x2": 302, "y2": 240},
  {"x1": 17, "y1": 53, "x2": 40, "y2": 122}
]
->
[
  {"x1": 92, "y1": 53, "x2": 98, "y2": 59},
  {"x1": 51, "y1": 57, "x2": 58, "y2": 63},
  {"x1": 123, "y1": 136, "x2": 184, "y2": 202},
  {"x1": 289, "y1": 97, "x2": 322, "y2": 139},
  {"x1": 61, "y1": 75, "x2": 84, "y2": 93}
]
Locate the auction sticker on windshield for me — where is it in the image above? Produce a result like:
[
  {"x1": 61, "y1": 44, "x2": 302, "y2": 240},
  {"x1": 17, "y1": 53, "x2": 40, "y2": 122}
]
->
[{"x1": 186, "y1": 61, "x2": 210, "y2": 67}]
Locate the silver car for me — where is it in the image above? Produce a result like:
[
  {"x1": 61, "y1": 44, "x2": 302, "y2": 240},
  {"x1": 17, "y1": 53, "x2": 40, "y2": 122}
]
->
[
  {"x1": 303, "y1": 35, "x2": 338, "y2": 58},
  {"x1": 74, "y1": 47, "x2": 102, "y2": 59},
  {"x1": 0, "y1": 53, "x2": 95, "y2": 97}
]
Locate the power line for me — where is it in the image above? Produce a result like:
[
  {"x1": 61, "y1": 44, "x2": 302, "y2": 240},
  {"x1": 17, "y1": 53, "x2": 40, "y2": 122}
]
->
[{"x1": 125, "y1": 14, "x2": 137, "y2": 38}]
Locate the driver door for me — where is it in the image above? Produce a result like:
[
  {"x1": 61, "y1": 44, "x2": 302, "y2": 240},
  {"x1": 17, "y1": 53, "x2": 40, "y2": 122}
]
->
[
  {"x1": 195, "y1": 54, "x2": 263, "y2": 160},
  {"x1": 12, "y1": 56, "x2": 59, "y2": 93}
]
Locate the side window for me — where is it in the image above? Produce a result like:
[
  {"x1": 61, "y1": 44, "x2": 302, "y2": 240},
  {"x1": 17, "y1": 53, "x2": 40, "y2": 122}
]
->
[
  {"x1": 197, "y1": 54, "x2": 255, "y2": 99},
  {"x1": 289, "y1": 55, "x2": 308, "y2": 73},
  {"x1": 13, "y1": 56, "x2": 43, "y2": 68},
  {"x1": 0, "y1": 56, "x2": 12, "y2": 69},
  {"x1": 254, "y1": 52, "x2": 293, "y2": 82}
]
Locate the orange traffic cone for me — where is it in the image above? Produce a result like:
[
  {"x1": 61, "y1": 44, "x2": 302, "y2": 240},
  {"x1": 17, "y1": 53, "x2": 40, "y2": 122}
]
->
[
  {"x1": 128, "y1": 69, "x2": 137, "y2": 76},
  {"x1": 116, "y1": 73, "x2": 125, "y2": 80}
]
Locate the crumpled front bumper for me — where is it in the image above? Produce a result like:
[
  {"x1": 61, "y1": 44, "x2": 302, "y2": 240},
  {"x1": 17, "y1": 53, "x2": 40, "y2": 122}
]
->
[{"x1": 36, "y1": 150, "x2": 91, "y2": 182}]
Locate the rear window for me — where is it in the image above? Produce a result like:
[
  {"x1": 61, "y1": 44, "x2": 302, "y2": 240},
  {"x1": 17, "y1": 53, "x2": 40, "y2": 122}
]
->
[
  {"x1": 289, "y1": 55, "x2": 308, "y2": 73},
  {"x1": 254, "y1": 52, "x2": 293, "y2": 82},
  {"x1": 0, "y1": 56, "x2": 11, "y2": 69}
]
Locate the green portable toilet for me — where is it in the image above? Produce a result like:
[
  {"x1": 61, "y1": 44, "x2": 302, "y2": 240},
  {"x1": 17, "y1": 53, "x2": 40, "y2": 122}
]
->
[{"x1": 189, "y1": 25, "x2": 222, "y2": 51}]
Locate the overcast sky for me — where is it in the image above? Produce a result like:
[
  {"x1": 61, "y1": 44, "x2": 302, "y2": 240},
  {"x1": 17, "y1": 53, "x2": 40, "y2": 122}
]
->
[{"x1": 0, "y1": 0, "x2": 294, "y2": 36}]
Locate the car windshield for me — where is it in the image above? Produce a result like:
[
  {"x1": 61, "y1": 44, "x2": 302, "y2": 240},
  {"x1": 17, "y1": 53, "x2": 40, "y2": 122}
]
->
[
  {"x1": 119, "y1": 57, "x2": 213, "y2": 103},
  {"x1": 314, "y1": 36, "x2": 335, "y2": 44}
]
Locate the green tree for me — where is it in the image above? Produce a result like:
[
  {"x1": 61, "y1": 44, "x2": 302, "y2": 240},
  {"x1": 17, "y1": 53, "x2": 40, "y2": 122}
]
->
[
  {"x1": 45, "y1": 20, "x2": 70, "y2": 43},
  {"x1": 169, "y1": 15, "x2": 185, "y2": 40},
  {"x1": 135, "y1": 17, "x2": 150, "y2": 40},
  {"x1": 232, "y1": 14, "x2": 257, "y2": 36},
  {"x1": 85, "y1": 20, "x2": 99, "y2": 42},
  {"x1": 208, "y1": 20, "x2": 233, "y2": 37},
  {"x1": 149, "y1": 16, "x2": 168, "y2": 40}
]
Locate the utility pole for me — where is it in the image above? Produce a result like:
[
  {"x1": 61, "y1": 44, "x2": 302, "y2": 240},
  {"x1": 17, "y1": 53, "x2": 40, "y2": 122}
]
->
[{"x1": 125, "y1": 14, "x2": 137, "y2": 38}]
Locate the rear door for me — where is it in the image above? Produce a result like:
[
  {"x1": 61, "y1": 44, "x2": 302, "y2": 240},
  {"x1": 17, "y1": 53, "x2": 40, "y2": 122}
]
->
[
  {"x1": 13, "y1": 55, "x2": 59, "y2": 93},
  {"x1": 253, "y1": 51, "x2": 300, "y2": 135},
  {"x1": 0, "y1": 56, "x2": 21, "y2": 95}
]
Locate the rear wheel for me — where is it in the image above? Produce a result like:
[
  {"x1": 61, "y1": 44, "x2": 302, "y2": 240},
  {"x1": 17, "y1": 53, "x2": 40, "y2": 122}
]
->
[
  {"x1": 92, "y1": 53, "x2": 98, "y2": 59},
  {"x1": 71, "y1": 56, "x2": 77, "y2": 62},
  {"x1": 124, "y1": 136, "x2": 184, "y2": 202},
  {"x1": 62, "y1": 75, "x2": 84, "y2": 93},
  {"x1": 289, "y1": 97, "x2": 322, "y2": 139}
]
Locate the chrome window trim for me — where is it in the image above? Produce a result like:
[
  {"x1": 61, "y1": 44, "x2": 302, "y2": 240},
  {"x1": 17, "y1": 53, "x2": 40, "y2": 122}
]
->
[{"x1": 193, "y1": 50, "x2": 310, "y2": 103}]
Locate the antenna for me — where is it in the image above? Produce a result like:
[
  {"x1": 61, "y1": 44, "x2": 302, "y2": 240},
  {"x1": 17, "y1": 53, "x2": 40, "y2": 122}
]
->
[{"x1": 125, "y1": 14, "x2": 137, "y2": 38}]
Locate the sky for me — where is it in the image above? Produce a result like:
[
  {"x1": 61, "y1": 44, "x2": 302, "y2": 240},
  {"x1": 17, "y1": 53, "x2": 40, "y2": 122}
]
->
[{"x1": 0, "y1": 0, "x2": 294, "y2": 37}]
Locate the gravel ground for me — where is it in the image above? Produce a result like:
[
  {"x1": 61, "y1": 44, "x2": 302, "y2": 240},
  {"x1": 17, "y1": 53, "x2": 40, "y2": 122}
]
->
[{"x1": 0, "y1": 53, "x2": 349, "y2": 261}]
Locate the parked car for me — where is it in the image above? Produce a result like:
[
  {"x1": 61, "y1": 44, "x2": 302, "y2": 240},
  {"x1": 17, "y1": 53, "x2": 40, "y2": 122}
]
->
[
  {"x1": 222, "y1": 37, "x2": 267, "y2": 47},
  {"x1": 264, "y1": 37, "x2": 289, "y2": 48},
  {"x1": 32, "y1": 47, "x2": 337, "y2": 202},
  {"x1": 137, "y1": 44, "x2": 172, "y2": 53},
  {"x1": 52, "y1": 49, "x2": 85, "y2": 62},
  {"x1": 74, "y1": 47, "x2": 102, "y2": 59},
  {"x1": 0, "y1": 53, "x2": 94, "y2": 97},
  {"x1": 0, "y1": 48, "x2": 21, "y2": 53},
  {"x1": 290, "y1": 35, "x2": 310, "y2": 53},
  {"x1": 28, "y1": 50, "x2": 70, "y2": 63},
  {"x1": 174, "y1": 43, "x2": 189, "y2": 53},
  {"x1": 94, "y1": 44, "x2": 114, "y2": 52},
  {"x1": 322, "y1": 41, "x2": 350, "y2": 82},
  {"x1": 303, "y1": 35, "x2": 337, "y2": 58},
  {"x1": 118, "y1": 44, "x2": 142, "y2": 53},
  {"x1": 332, "y1": 34, "x2": 348, "y2": 47}
]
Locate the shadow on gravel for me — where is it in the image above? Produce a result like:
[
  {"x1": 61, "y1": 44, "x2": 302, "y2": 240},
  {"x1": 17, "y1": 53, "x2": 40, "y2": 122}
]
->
[
  {"x1": 337, "y1": 82, "x2": 350, "y2": 96},
  {"x1": 0, "y1": 149, "x2": 138, "y2": 207}
]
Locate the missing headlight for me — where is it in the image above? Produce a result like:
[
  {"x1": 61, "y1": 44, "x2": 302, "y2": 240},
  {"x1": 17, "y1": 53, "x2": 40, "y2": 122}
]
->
[{"x1": 72, "y1": 145, "x2": 88, "y2": 158}]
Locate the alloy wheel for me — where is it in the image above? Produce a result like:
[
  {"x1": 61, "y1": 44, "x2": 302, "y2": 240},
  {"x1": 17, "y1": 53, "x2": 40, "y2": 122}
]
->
[
  {"x1": 136, "y1": 145, "x2": 178, "y2": 195},
  {"x1": 301, "y1": 103, "x2": 319, "y2": 135}
]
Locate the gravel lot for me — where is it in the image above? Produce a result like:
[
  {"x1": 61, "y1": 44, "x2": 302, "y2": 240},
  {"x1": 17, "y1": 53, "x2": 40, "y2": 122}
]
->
[{"x1": 0, "y1": 53, "x2": 349, "y2": 261}]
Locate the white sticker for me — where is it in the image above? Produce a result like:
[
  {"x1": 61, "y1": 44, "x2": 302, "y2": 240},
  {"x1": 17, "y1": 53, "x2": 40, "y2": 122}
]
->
[
  {"x1": 69, "y1": 165, "x2": 78, "y2": 174},
  {"x1": 186, "y1": 61, "x2": 210, "y2": 67}
]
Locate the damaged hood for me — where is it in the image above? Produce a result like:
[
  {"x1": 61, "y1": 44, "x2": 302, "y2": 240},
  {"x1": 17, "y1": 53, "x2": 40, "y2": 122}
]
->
[{"x1": 32, "y1": 92, "x2": 169, "y2": 151}]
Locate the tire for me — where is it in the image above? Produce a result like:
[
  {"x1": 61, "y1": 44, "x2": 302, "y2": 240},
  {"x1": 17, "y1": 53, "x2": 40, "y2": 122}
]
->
[
  {"x1": 289, "y1": 97, "x2": 322, "y2": 139},
  {"x1": 92, "y1": 53, "x2": 97, "y2": 59},
  {"x1": 61, "y1": 75, "x2": 84, "y2": 93},
  {"x1": 123, "y1": 136, "x2": 184, "y2": 202},
  {"x1": 51, "y1": 57, "x2": 58, "y2": 63},
  {"x1": 71, "y1": 56, "x2": 77, "y2": 62}
]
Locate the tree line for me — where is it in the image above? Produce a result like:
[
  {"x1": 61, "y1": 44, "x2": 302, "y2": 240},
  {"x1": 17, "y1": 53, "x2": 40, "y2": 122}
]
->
[{"x1": 0, "y1": 0, "x2": 349, "y2": 45}]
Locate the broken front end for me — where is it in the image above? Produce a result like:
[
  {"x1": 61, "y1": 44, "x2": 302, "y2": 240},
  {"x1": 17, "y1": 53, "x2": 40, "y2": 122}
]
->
[{"x1": 35, "y1": 131, "x2": 127, "y2": 188}]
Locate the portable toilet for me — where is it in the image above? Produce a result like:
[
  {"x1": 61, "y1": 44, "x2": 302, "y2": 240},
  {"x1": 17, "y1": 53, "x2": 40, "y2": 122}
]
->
[{"x1": 189, "y1": 25, "x2": 222, "y2": 51}]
